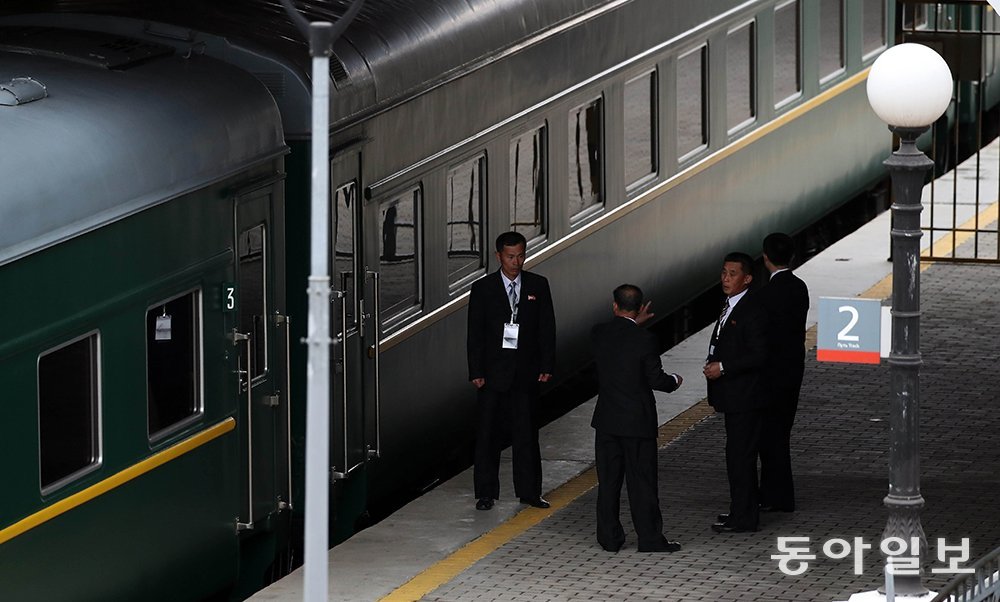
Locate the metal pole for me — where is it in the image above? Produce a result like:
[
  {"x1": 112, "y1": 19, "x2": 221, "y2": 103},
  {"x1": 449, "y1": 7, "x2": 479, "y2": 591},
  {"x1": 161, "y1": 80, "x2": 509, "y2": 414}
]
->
[
  {"x1": 304, "y1": 21, "x2": 334, "y2": 602},
  {"x1": 881, "y1": 125, "x2": 932, "y2": 597}
]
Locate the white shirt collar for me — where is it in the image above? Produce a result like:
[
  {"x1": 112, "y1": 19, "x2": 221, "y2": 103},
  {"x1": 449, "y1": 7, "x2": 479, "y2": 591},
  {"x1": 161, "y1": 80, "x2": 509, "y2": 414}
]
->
[
  {"x1": 501, "y1": 271, "x2": 521, "y2": 290},
  {"x1": 770, "y1": 267, "x2": 790, "y2": 280},
  {"x1": 728, "y1": 288, "x2": 748, "y2": 307}
]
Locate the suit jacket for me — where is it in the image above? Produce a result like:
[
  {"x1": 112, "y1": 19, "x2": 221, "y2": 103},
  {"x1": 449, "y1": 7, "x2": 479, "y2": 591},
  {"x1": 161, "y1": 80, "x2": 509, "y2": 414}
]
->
[
  {"x1": 467, "y1": 270, "x2": 556, "y2": 392},
  {"x1": 706, "y1": 291, "x2": 768, "y2": 413},
  {"x1": 590, "y1": 316, "x2": 679, "y2": 439},
  {"x1": 756, "y1": 270, "x2": 809, "y2": 395}
]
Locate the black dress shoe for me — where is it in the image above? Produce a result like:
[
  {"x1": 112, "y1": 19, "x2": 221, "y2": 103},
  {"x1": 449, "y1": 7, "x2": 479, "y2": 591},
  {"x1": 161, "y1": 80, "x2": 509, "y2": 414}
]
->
[
  {"x1": 717, "y1": 513, "x2": 730, "y2": 523},
  {"x1": 711, "y1": 521, "x2": 758, "y2": 533},
  {"x1": 519, "y1": 496, "x2": 550, "y2": 509},
  {"x1": 600, "y1": 542, "x2": 624, "y2": 553},
  {"x1": 637, "y1": 539, "x2": 682, "y2": 553},
  {"x1": 475, "y1": 497, "x2": 494, "y2": 511},
  {"x1": 759, "y1": 505, "x2": 795, "y2": 513}
]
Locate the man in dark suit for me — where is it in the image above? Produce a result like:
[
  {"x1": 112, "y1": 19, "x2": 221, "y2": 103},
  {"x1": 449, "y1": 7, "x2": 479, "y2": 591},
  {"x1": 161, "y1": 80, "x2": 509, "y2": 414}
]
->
[
  {"x1": 704, "y1": 252, "x2": 767, "y2": 533},
  {"x1": 756, "y1": 233, "x2": 809, "y2": 513},
  {"x1": 591, "y1": 284, "x2": 683, "y2": 553},
  {"x1": 467, "y1": 231, "x2": 556, "y2": 511}
]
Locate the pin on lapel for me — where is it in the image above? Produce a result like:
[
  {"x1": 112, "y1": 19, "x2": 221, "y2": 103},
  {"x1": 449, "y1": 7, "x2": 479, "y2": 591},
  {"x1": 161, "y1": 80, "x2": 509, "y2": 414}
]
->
[{"x1": 527, "y1": 294, "x2": 536, "y2": 301}]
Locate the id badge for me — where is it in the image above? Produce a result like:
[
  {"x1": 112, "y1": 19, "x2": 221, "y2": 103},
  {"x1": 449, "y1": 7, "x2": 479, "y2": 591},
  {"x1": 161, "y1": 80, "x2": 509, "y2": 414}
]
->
[{"x1": 502, "y1": 322, "x2": 520, "y2": 349}]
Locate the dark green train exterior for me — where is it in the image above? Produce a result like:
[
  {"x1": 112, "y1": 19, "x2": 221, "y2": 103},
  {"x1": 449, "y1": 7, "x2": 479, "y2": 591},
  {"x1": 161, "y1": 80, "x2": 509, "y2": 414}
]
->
[
  {"x1": 0, "y1": 33, "x2": 291, "y2": 600},
  {"x1": 1, "y1": 1, "x2": 991, "y2": 600}
]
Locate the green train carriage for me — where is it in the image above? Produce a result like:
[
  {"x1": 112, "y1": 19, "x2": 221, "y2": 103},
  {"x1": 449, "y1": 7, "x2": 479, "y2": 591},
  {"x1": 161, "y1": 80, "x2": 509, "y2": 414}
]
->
[{"x1": 0, "y1": 30, "x2": 291, "y2": 600}]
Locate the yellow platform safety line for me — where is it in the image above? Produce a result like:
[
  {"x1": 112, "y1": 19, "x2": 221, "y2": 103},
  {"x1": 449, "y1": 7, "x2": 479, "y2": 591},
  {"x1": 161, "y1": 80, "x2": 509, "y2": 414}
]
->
[
  {"x1": 0, "y1": 417, "x2": 237, "y2": 546},
  {"x1": 381, "y1": 400, "x2": 715, "y2": 602},
  {"x1": 864, "y1": 199, "x2": 1000, "y2": 301}
]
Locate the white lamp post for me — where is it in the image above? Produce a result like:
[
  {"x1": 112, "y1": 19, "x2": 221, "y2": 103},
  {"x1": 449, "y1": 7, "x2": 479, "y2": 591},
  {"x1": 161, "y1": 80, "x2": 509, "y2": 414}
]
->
[{"x1": 864, "y1": 43, "x2": 952, "y2": 599}]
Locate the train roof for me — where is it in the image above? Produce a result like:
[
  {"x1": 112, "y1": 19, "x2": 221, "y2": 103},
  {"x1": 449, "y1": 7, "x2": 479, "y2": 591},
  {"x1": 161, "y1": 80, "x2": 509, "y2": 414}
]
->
[
  {"x1": 0, "y1": 28, "x2": 286, "y2": 266},
  {"x1": 0, "y1": 0, "x2": 611, "y2": 130}
]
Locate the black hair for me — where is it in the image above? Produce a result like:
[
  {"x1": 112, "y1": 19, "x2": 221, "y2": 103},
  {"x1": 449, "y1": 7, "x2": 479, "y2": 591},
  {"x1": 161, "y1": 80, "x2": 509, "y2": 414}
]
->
[
  {"x1": 495, "y1": 231, "x2": 527, "y2": 252},
  {"x1": 762, "y1": 232, "x2": 795, "y2": 267},
  {"x1": 613, "y1": 284, "x2": 643, "y2": 313},
  {"x1": 723, "y1": 251, "x2": 754, "y2": 276}
]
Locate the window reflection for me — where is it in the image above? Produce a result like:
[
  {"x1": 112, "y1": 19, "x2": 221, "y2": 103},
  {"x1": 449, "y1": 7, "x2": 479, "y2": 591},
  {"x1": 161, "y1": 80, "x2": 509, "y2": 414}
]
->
[
  {"x1": 568, "y1": 98, "x2": 603, "y2": 219},
  {"x1": 379, "y1": 188, "x2": 421, "y2": 322},
  {"x1": 238, "y1": 224, "x2": 266, "y2": 380},
  {"x1": 625, "y1": 71, "x2": 657, "y2": 187},
  {"x1": 333, "y1": 182, "x2": 357, "y2": 328},
  {"x1": 727, "y1": 22, "x2": 755, "y2": 132},
  {"x1": 819, "y1": 0, "x2": 844, "y2": 80},
  {"x1": 510, "y1": 126, "x2": 546, "y2": 241},
  {"x1": 677, "y1": 45, "x2": 707, "y2": 157},
  {"x1": 863, "y1": 0, "x2": 886, "y2": 56},
  {"x1": 447, "y1": 155, "x2": 486, "y2": 285},
  {"x1": 774, "y1": 1, "x2": 800, "y2": 106}
]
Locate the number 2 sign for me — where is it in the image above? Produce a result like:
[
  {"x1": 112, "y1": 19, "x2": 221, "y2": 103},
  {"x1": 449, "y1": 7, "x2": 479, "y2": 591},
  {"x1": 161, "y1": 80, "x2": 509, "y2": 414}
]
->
[{"x1": 817, "y1": 297, "x2": 882, "y2": 364}]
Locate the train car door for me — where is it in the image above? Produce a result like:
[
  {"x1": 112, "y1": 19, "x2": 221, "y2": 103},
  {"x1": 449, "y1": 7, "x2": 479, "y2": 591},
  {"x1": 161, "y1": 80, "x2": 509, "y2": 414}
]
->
[
  {"x1": 330, "y1": 150, "x2": 370, "y2": 483},
  {"x1": 235, "y1": 184, "x2": 290, "y2": 530}
]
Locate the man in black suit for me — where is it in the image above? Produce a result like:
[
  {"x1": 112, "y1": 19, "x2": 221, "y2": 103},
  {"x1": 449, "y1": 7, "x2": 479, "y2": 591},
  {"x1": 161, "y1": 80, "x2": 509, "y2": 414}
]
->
[
  {"x1": 591, "y1": 284, "x2": 683, "y2": 553},
  {"x1": 756, "y1": 233, "x2": 809, "y2": 513},
  {"x1": 467, "y1": 231, "x2": 556, "y2": 511},
  {"x1": 704, "y1": 252, "x2": 767, "y2": 533}
]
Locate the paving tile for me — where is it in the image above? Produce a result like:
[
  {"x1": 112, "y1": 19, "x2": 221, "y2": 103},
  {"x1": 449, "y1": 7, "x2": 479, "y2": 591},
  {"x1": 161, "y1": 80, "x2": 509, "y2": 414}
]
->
[{"x1": 422, "y1": 254, "x2": 1000, "y2": 601}]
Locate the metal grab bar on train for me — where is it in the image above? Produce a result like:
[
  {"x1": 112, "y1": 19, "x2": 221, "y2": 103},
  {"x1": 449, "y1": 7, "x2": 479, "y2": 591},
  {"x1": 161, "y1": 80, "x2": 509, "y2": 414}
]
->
[
  {"x1": 330, "y1": 288, "x2": 349, "y2": 481},
  {"x1": 234, "y1": 331, "x2": 255, "y2": 530},
  {"x1": 367, "y1": 269, "x2": 381, "y2": 460},
  {"x1": 279, "y1": 314, "x2": 293, "y2": 510}
]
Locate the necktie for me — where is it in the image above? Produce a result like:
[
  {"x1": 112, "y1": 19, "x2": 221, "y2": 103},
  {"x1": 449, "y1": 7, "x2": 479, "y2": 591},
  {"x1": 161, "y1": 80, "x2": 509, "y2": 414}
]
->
[
  {"x1": 508, "y1": 282, "x2": 518, "y2": 318},
  {"x1": 715, "y1": 298, "x2": 729, "y2": 337}
]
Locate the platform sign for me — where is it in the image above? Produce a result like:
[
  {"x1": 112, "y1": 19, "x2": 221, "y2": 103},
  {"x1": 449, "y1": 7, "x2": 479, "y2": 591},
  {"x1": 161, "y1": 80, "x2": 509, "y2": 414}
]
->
[{"x1": 817, "y1": 297, "x2": 882, "y2": 364}]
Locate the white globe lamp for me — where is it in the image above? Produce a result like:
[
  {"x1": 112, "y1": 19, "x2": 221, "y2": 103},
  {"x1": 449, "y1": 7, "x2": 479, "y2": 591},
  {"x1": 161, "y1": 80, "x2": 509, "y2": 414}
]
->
[{"x1": 866, "y1": 43, "x2": 952, "y2": 128}]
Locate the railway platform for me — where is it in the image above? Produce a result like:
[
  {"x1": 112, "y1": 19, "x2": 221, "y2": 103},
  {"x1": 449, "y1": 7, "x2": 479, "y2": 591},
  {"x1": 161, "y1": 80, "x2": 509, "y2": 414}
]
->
[{"x1": 251, "y1": 145, "x2": 1000, "y2": 601}]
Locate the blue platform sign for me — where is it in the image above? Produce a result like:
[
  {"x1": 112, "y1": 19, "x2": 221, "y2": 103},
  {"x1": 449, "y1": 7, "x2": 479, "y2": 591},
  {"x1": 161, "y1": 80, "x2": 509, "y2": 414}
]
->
[{"x1": 817, "y1": 297, "x2": 882, "y2": 364}]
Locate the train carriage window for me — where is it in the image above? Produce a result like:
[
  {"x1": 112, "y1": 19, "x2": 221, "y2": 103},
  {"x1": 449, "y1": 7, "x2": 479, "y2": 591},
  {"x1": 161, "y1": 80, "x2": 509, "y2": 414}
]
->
[
  {"x1": 677, "y1": 45, "x2": 708, "y2": 158},
  {"x1": 447, "y1": 155, "x2": 486, "y2": 287},
  {"x1": 509, "y1": 126, "x2": 547, "y2": 242},
  {"x1": 774, "y1": 0, "x2": 801, "y2": 107},
  {"x1": 333, "y1": 181, "x2": 358, "y2": 328},
  {"x1": 239, "y1": 224, "x2": 267, "y2": 380},
  {"x1": 819, "y1": 0, "x2": 845, "y2": 82},
  {"x1": 624, "y1": 70, "x2": 657, "y2": 189},
  {"x1": 727, "y1": 21, "x2": 756, "y2": 133},
  {"x1": 38, "y1": 333, "x2": 101, "y2": 491},
  {"x1": 147, "y1": 290, "x2": 203, "y2": 439},
  {"x1": 901, "y1": 3, "x2": 929, "y2": 32},
  {"x1": 568, "y1": 98, "x2": 604, "y2": 221},
  {"x1": 862, "y1": 0, "x2": 886, "y2": 57},
  {"x1": 379, "y1": 188, "x2": 421, "y2": 323}
]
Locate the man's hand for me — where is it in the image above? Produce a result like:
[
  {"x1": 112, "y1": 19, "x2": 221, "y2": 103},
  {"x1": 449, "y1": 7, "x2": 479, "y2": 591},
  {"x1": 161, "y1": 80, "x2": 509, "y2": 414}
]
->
[
  {"x1": 538, "y1": 373, "x2": 552, "y2": 383},
  {"x1": 472, "y1": 378, "x2": 486, "y2": 389},
  {"x1": 702, "y1": 362, "x2": 722, "y2": 380},
  {"x1": 635, "y1": 301, "x2": 655, "y2": 326}
]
